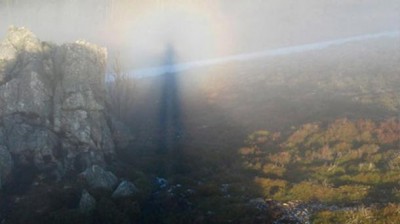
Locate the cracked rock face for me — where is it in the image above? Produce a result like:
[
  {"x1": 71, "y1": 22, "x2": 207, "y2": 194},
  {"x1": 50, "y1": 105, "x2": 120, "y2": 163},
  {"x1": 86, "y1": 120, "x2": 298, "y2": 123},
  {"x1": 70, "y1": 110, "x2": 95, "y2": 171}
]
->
[{"x1": 0, "y1": 27, "x2": 115, "y2": 186}]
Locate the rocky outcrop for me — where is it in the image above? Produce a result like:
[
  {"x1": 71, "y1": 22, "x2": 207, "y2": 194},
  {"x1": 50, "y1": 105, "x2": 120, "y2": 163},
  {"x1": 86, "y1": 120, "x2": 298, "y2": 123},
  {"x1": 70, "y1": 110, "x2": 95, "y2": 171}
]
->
[{"x1": 0, "y1": 27, "x2": 115, "y2": 187}]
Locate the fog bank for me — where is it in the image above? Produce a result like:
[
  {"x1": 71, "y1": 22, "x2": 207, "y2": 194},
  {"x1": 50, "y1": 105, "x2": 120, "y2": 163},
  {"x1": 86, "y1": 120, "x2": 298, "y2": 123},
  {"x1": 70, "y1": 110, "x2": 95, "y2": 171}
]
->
[{"x1": 1, "y1": 0, "x2": 399, "y2": 69}]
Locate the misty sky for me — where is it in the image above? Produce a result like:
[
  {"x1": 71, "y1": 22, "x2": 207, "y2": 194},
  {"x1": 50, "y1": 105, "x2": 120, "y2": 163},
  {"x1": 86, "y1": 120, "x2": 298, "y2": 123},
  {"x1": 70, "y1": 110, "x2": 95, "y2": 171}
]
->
[{"x1": 0, "y1": 0, "x2": 399, "y2": 69}]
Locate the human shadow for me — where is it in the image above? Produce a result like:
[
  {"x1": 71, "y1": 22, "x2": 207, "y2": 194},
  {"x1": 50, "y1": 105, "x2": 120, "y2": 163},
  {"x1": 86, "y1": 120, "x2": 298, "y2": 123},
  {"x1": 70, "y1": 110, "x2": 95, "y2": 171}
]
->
[
  {"x1": 157, "y1": 44, "x2": 183, "y2": 155},
  {"x1": 153, "y1": 44, "x2": 186, "y2": 177}
]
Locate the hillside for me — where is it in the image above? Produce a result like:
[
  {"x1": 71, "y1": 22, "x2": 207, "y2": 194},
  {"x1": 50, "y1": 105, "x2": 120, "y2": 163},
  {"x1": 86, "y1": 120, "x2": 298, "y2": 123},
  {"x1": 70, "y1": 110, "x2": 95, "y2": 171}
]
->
[
  {"x1": 113, "y1": 35, "x2": 400, "y2": 223},
  {"x1": 0, "y1": 24, "x2": 399, "y2": 224}
]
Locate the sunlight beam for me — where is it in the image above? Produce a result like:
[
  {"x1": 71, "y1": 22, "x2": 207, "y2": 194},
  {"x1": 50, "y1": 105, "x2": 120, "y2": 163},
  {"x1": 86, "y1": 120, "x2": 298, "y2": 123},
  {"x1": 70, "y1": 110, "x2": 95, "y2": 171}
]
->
[{"x1": 130, "y1": 30, "x2": 400, "y2": 78}]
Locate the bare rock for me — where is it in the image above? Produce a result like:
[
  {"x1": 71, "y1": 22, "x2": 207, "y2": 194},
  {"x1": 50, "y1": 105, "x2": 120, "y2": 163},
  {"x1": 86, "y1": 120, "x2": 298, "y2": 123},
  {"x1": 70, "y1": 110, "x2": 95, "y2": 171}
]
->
[
  {"x1": 79, "y1": 189, "x2": 96, "y2": 213},
  {"x1": 112, "y1": 180, "x2": 138, "y2": 198},
  {"x1": 80, "y1": 165, "x2": 118, "y2": 191}
]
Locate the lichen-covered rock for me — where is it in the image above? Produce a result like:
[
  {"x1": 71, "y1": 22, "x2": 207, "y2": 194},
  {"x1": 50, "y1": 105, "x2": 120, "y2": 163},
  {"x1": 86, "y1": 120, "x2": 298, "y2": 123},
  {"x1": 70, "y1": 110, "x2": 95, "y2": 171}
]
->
[
  {"x1": 0, "y1": 27, "x2": 54, "y2": 119},
  {"x1": 0, "y1": 26, "x2": 42, "y2": 85},
  {"x1": 112, "y1": 180, "x2": 138, "y2": 198},
  {"x1": 0, "y1": 38, "x2": 17, "y2": 84},
  {"x1": 79, "y1": 189, "x2": 96, "y2": 213},
  {"x1": 0, "y1": 26, "x2": 117, "y2": 184},
  {"x1": 4, "y1": 26, "x2": 42, "y2": 52},
  {"x1": 80, "y1": 165, "x2": 118, "y2": 191}
]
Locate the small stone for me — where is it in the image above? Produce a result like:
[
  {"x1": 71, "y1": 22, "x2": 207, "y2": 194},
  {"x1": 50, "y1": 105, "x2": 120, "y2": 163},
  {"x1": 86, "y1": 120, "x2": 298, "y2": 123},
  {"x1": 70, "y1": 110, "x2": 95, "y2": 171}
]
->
[
  {"x1": 249, "y1": 198, "x2": 268, "y2": 211},
  {"x1": 156, "y1": 177, "x2": 168, "y2": 188}
]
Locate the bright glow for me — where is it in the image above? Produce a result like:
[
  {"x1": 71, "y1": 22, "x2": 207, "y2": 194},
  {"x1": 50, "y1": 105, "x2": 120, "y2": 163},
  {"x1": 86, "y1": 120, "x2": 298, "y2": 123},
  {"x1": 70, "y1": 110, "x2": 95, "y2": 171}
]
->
[{"x1": 122, "y1": 2, "x2": 233, "y2": 68}]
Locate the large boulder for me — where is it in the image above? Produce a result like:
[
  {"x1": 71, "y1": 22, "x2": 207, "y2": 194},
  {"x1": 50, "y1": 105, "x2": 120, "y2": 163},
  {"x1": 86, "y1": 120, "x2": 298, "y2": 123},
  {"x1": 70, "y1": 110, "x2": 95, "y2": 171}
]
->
[
  {"x1": 0, "y1": 26, "x2": 117, "y2": 185},
  {"x1": 112, "y1": 180, "x2": 138, "y2": 198},
  {"x1": 79, "y1": 189, "x2": 96, "y2": 213},
  {"x1": 80, "y1": 165, "x2": 118, "y2": 191}
]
